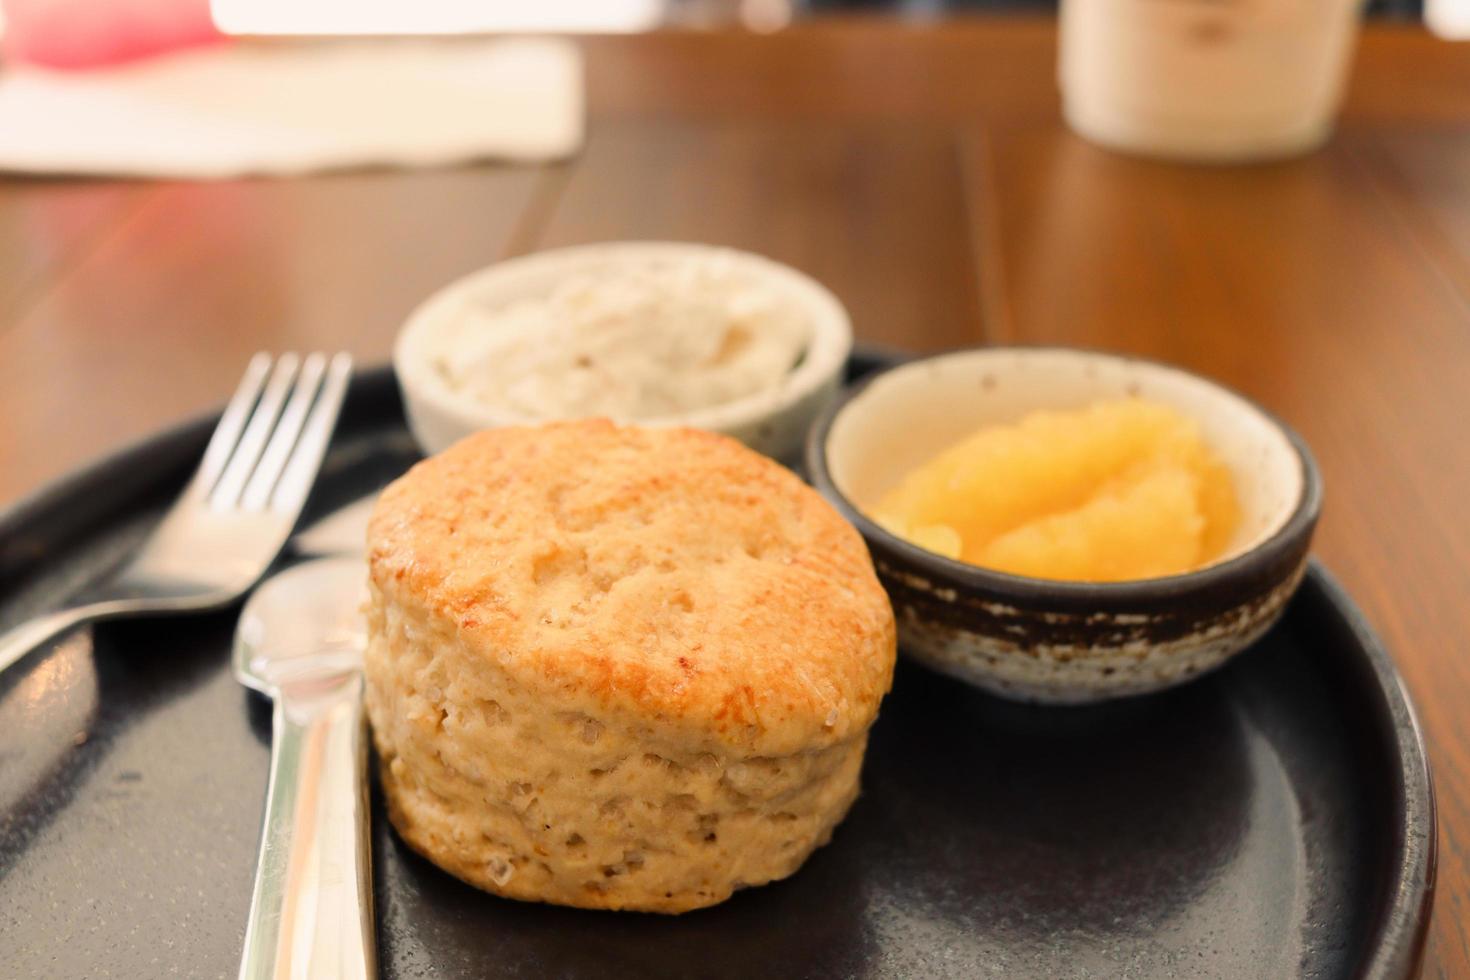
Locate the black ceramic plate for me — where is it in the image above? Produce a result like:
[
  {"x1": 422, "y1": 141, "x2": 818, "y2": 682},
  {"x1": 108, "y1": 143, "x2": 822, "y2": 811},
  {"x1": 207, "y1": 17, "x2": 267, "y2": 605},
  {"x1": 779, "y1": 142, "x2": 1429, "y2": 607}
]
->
[{"x1": 0, "y1": 354, "x2": 1435, "y2": 980}]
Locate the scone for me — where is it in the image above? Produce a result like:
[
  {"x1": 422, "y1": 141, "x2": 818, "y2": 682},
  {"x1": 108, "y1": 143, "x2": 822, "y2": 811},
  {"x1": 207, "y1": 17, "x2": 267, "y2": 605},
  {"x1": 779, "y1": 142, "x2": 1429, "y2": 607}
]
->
[{"x1": 364, "y1": 420, "x2": 896, "y2": 913}]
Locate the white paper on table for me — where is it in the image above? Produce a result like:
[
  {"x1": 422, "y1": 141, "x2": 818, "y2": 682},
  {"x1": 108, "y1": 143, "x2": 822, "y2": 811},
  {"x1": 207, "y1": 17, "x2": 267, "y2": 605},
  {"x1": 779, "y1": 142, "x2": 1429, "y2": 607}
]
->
[{"x1": 0, "y1": 37, "x2": 584, "y2": 178}]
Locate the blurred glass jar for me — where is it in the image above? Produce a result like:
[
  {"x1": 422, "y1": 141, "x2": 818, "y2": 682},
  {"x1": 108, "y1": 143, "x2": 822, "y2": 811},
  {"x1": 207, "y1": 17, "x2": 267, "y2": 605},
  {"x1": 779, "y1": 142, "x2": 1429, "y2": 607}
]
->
[{"x1": 1059, "y1": 0, "x2": 1365, "y2": 162}]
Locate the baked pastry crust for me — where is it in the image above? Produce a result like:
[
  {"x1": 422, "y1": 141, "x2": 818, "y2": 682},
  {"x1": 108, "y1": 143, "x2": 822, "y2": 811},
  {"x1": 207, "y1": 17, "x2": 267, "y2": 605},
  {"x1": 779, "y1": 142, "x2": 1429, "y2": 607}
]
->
[{"x1": 365, "y1": 420, "x2": 896, "y2": 912}]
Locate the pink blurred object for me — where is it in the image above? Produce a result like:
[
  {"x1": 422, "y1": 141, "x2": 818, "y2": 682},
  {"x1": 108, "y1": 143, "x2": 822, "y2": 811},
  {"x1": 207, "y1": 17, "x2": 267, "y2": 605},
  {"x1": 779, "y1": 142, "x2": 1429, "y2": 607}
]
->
[{"x1": 1, "y1": 0, "x2": 224, "y2": 70}]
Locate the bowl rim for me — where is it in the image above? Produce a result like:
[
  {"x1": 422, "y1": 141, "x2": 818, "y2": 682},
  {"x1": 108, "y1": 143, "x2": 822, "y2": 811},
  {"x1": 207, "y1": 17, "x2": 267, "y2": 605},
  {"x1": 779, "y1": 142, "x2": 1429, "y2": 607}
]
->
[
  {"x1": 805, "y1": 344, "x2": 1324, "y2": 606},
  {"x1": 394, "y1": 240, "x2": 853, "y2": 440}
]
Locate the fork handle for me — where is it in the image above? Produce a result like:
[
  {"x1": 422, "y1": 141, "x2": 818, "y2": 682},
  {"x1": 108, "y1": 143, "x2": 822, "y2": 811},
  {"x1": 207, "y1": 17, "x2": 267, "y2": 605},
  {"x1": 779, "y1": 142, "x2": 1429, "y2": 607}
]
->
[
  {"x1": 240, "y1": 674, "x2": 376, "y2": 980},
  {"x1": 0, "y1": 606, "x2": 99, "y2": 678}
]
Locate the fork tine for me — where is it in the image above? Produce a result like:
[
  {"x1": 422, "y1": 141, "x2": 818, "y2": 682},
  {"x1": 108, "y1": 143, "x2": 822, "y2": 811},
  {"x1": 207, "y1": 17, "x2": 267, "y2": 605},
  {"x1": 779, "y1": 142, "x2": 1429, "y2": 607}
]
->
[
  {"x1": 211, "y1": 354, "x2": 301, "y2": 509},
  {"x1": 192, "y1": 353, "x2": 271, "y2": 494},
  {"x1": 270, "y1": 353, "x2": 352, "y2": 515},
  {"x1": 240, "y1": 353, "x2": 328, "y2": 511}
]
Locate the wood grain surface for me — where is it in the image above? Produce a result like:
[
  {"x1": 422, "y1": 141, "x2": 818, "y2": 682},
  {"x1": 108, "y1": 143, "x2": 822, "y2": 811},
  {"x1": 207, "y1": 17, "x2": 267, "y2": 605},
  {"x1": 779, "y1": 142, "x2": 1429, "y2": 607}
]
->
[
  {"x1": 527, "y1": 120, "x2": 982, "y2": 350},
  {"x1": 0, "y1": 180, "x2": 148, "y2": 327},
  {"x1": 0, "y1": 168, "x2": 544, "y2": 499},
  {"x1": 0, "y1": 16, "x2": 1467, "y2": 977}
]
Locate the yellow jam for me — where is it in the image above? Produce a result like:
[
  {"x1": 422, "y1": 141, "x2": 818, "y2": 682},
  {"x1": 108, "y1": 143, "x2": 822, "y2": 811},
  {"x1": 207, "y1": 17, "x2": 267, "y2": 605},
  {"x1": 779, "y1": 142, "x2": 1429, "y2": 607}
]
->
[{"x1": 867, "y1": 399, "x2": 1240, "y2": 582}]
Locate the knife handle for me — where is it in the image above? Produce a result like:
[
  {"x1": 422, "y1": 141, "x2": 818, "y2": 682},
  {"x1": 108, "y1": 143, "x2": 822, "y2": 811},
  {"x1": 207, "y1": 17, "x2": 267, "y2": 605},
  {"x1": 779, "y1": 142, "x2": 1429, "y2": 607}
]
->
[
  {"x1": 239, "y1": 674, "x2": 376, "y2": 980},
  {"x1": 0, "y1": 607, "x2": 93, "y2": 678}
]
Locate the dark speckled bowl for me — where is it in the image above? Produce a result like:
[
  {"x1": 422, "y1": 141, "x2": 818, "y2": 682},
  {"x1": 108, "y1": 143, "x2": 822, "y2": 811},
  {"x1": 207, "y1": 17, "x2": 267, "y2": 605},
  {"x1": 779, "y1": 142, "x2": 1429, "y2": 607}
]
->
[{"x1": 806, "y1": 347, "x2": 1323, "y2": 703}]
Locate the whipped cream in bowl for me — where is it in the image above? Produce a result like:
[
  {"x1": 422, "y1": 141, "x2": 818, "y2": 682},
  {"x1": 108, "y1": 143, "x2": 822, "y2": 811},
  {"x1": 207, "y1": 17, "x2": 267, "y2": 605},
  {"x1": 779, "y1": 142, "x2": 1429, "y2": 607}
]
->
[{"x1": 395, "y1": 242, "x2": 853, "y2": 459}]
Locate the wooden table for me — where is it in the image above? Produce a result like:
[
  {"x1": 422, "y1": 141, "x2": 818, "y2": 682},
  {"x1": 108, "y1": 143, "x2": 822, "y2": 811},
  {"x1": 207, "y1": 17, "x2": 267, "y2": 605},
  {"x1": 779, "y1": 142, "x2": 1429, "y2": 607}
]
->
[{"x1": 1, "y1": 16, "x2": 1467, "y2": 977}]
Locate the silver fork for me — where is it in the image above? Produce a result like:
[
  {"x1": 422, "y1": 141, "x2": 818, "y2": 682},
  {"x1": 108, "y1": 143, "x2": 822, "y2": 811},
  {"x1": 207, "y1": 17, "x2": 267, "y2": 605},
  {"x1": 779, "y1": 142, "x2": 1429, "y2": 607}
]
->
[{"x1": 0, "y1": 351, "x2": 353, "y2": 680}]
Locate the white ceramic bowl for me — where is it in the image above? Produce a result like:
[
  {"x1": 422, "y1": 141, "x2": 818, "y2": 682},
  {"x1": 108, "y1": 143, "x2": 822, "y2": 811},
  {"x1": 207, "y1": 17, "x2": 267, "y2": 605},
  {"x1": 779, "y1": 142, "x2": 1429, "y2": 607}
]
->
[
  {"x1": 394, "y1": 242, "x2": 853, "y2": 460},
  {"x1": 807, "y1": 347, "x2": 1322, "y2": 704}
]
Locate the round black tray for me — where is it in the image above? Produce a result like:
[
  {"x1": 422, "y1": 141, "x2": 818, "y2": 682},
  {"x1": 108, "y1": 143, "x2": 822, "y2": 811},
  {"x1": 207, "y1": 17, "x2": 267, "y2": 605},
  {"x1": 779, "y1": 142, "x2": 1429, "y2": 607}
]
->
[{"x1": 0, "y1": 353, "x2": 1435, "y2": 979}]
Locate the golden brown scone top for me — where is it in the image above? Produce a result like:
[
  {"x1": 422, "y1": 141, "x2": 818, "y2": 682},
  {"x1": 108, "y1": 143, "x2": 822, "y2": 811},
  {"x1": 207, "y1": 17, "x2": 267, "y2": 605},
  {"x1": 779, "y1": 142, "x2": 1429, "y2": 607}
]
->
[{"x1": 368, "y1": 420, "x2": 896, "y2": 756}]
